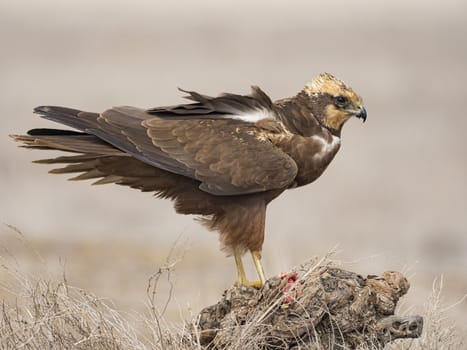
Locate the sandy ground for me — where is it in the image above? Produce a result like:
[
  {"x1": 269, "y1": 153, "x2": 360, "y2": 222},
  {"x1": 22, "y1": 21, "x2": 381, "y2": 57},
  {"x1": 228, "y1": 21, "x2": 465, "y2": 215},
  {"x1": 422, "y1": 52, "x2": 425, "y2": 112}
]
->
[{"x1": 1, "y1": 0, "x2": 466, "y2": 340}]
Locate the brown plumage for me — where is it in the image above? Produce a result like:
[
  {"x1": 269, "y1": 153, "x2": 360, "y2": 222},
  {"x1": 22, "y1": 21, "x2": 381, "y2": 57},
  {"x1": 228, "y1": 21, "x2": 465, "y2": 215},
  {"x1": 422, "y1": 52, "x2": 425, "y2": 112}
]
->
[{"x1": 11, "y1": 73, "x2": 366, "y2": 286}]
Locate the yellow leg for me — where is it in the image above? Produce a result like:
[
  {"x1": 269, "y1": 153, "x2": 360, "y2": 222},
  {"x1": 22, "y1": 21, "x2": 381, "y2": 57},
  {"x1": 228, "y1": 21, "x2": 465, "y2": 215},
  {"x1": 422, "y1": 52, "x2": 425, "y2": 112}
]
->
[
  {"x1": 251, "y1": 250, "x2": 266, "y2": 286},
  {"x1": 234, "y1": 252, "x2": 264, "y2": 288},
  {"x1": 235, "y1": 252, "x2": 247, "y2": 285}
]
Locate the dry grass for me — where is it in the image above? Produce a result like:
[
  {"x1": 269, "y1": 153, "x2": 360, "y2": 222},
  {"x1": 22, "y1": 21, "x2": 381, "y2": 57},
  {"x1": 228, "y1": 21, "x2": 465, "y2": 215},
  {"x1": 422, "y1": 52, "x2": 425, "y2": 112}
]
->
[
  {"x1": 1, "y1": 278, "x2": 148, "y2": 349},
  {"x1": 0, "y1": 230, "x2": 197, "y2": 350},
  {"x1": 0, "y1": 233, "x2": 465, "y2": 349}
]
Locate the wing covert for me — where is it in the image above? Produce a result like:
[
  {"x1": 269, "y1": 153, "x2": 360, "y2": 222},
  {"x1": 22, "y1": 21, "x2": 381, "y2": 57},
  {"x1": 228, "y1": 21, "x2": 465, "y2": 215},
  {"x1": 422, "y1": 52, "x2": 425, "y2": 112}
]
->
[{"x1": 142, "y1": 118, "x2": 298, "y2": 195}]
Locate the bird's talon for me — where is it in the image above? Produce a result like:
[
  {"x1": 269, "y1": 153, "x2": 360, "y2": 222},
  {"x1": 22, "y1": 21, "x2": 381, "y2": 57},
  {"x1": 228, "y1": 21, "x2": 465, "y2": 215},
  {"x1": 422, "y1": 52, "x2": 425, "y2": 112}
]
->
[{"x1": 235, "y1": 279, "x2": 263, "y2": 289}]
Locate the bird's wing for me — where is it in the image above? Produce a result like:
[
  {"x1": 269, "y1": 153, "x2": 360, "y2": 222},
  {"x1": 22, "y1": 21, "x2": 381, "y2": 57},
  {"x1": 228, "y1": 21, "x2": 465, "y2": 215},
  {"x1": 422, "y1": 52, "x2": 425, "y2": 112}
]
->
[
  {"x1": 124, "y1": 87, "x2": 298, "y2": 195},
  {"x1": 100, "y1": 106, "x2": 297, "y2": 195},
  {"x1": 140, "y1": 116, "x2": 298, "y2": 195}
]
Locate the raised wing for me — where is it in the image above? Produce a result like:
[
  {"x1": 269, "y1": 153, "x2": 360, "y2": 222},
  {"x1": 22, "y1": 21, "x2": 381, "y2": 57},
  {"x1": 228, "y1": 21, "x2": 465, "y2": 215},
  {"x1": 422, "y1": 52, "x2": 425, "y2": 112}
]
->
[{"x1": 147, "y1": 86, "x2": 275, "y2": 123}]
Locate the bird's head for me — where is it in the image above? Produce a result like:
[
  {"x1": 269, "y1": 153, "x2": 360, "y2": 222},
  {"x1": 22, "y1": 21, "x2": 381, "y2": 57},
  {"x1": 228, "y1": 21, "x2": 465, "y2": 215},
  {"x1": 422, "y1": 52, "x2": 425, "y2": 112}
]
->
[{"x1": 303, "y1": 73, "x2": 366, "y2": 133}]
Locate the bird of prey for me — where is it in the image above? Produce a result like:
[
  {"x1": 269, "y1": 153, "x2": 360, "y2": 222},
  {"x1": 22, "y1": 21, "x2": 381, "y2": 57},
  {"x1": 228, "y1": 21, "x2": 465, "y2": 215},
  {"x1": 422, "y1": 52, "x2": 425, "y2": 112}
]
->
[{"x1": 11, "y1": 73, "x2": 366, "y2": 287}]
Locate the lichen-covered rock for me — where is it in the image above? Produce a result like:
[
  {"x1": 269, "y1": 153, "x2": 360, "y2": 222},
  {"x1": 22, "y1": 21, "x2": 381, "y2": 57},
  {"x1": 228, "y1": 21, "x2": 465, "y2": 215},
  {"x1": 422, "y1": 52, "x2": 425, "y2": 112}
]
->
[{"x1": 191, "y1": 266, "x2": 422, "y2": 349}]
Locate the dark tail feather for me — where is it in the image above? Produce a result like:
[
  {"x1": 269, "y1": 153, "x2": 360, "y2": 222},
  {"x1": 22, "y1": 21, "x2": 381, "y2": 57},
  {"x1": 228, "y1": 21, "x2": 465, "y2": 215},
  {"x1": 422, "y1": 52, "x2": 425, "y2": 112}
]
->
[
  {"x1": 10, "y1": 130, "x2": 125, "y2": 156},
  {"x1": 27, "y1": 128, "x2": 85, "y2": 136},
  {"x1": 34, "y1": 105, "x2": 83, "y2": 116},
  {"x1": 33, "y1": 106, "x2": 99, "y2": 132}
]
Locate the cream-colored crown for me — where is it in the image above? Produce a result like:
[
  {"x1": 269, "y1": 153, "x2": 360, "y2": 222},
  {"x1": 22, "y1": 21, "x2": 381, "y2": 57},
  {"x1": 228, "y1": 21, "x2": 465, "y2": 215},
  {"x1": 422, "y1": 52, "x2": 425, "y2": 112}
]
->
[{"x1": 304, "y1": 72, "x2": 354, "y2": 98}]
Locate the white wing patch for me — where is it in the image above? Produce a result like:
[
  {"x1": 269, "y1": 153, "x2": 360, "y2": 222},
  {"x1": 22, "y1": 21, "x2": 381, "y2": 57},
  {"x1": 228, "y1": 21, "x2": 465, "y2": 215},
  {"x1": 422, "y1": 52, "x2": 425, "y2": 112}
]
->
[
  {"x1": 310, "y1": 134, "x2": 341, "y2": 160},
  {"x1": 230, "y1": 109, "x2": 272, "y2": 123}
]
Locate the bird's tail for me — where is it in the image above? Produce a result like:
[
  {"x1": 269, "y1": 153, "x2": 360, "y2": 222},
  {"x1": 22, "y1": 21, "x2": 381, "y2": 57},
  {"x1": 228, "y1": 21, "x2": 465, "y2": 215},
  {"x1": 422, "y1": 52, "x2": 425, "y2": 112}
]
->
[
  {"x1": 11, "y1": 106, "x2": 130, "y2": 186},
  {"x1": 10, "y1": 128, "x2": 123, "y2": 155},
  {"x1": 33, "y1": 106, "x2": 99, "y2": 132},
  {"x1": 10, "y1": 127, "x2": 132, "y2": 186}
]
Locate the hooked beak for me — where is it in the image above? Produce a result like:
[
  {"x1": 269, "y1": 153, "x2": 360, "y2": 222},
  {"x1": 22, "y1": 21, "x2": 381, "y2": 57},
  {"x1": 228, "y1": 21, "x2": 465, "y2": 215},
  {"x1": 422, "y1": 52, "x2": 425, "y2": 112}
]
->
[
  {"x1": 356, "y1": 107, "x2": 367, "y2": 123},
  {"x1": 345, "y1": 106, "x2": 367, "y2": 123}
]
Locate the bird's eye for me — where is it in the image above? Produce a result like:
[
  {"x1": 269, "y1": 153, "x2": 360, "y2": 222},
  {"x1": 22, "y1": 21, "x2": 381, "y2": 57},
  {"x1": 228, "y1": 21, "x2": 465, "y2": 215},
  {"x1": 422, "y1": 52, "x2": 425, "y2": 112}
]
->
[{"x1": 334, "y1": 95, "x2": 348, "y2": 106}]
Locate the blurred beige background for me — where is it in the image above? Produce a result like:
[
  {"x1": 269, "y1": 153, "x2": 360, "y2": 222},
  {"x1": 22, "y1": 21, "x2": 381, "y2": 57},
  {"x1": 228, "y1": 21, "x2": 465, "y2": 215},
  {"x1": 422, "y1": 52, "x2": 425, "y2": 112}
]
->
[{"x1": 1, "y1": 0, "x2": 466, "y2": 338}]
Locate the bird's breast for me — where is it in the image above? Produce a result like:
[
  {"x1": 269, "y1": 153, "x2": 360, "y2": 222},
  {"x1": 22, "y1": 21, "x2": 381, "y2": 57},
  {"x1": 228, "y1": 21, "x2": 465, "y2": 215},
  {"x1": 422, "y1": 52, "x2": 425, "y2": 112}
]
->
[{"x1": 272, "y1": 132, "x2": 341, "y2": 187}]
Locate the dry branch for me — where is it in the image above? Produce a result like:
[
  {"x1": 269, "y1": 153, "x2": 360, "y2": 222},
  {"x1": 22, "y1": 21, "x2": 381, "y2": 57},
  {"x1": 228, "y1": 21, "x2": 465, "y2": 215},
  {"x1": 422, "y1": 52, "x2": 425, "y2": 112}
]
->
[{"x1": 191, "y1": 266, "x2": 423, "y2": 349}]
